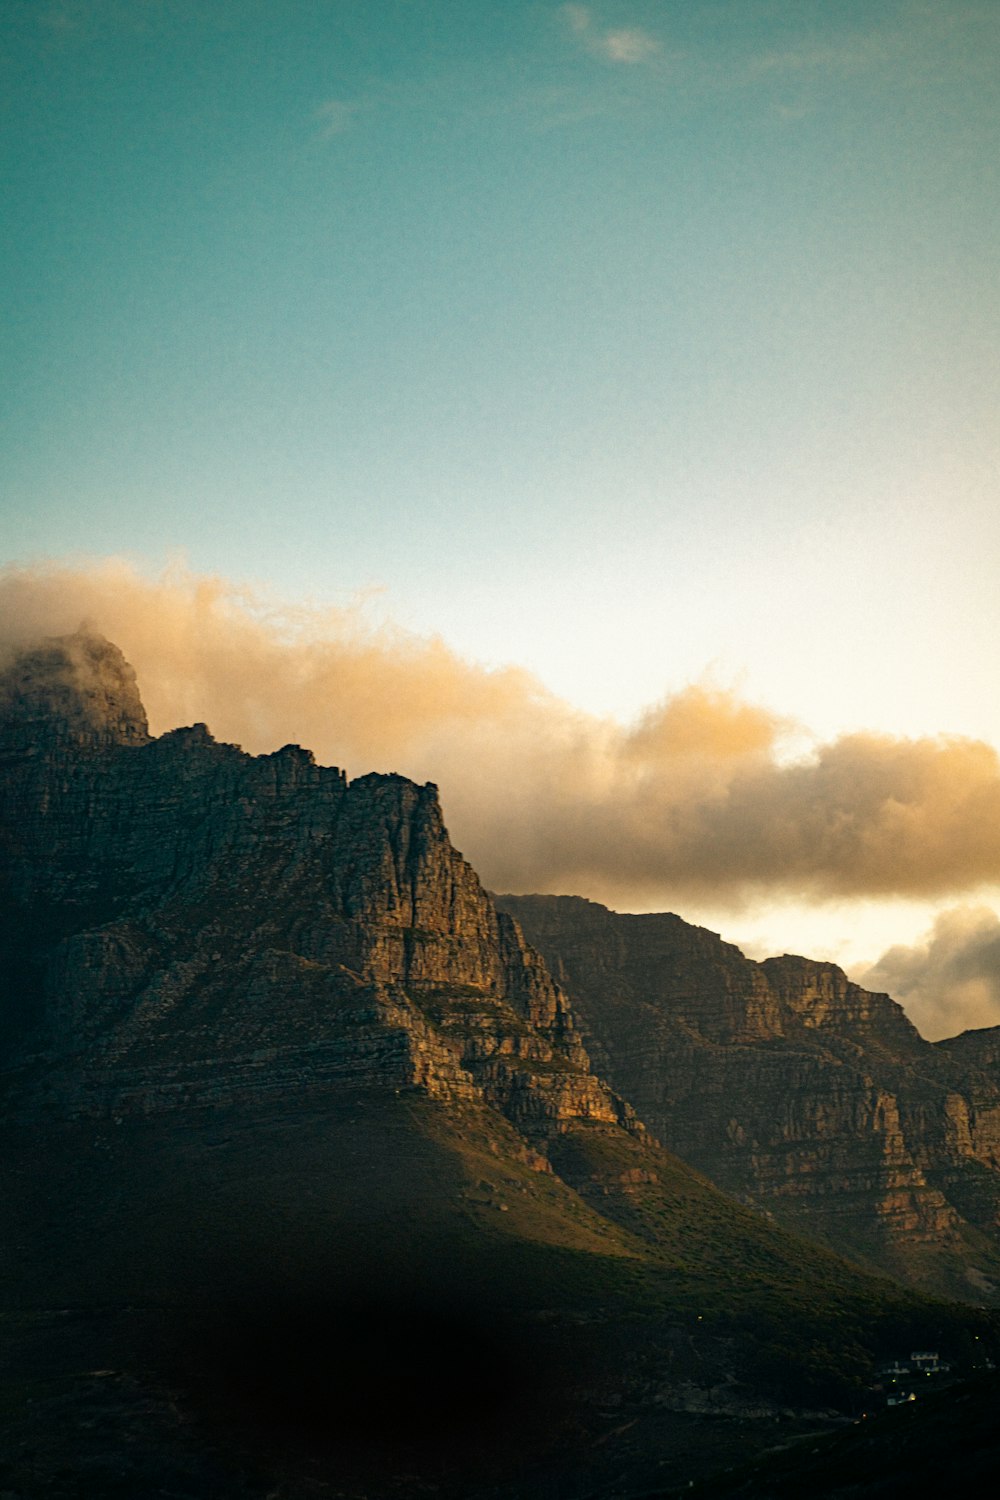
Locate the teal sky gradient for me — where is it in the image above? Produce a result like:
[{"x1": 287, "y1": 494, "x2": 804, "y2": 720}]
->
[{"x1": 3, "y1": 0, "x2": 999, "y2": 742}]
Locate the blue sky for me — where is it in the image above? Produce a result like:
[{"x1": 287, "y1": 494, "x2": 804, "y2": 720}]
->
[{"x1": 3, "y1": 2, "x2": 1000, "y2": 1008}]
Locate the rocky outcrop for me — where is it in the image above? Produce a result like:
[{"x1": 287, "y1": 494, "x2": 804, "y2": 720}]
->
[
  {"x1": 496, "y1": 894, "x2": 1000, "y2": 1297},
  {"x1": 0, "y1": 634, "x2": 634, "y2": 1149}
]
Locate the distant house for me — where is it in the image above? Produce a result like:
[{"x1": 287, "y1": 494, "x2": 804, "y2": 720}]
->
[
  {"x1": 910, "y1": 1351, "x2": 940, "y2": 1372},
  {"x1": 886, "y1": 1392, "x2": 916, "y2": 1407}
]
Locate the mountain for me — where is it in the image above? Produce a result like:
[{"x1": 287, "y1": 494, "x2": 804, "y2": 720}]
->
[
  {"x1": 495, "y1": 894, "x2": 1000, "y2": 1303},
  {"x1": 1, "y1": 633, "x2": 995, "y2": 1498},
  {"x1": 0, "y1": 633, "x2": 632, "y2": 1134}
]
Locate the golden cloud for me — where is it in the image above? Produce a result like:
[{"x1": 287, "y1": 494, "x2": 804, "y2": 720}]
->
[{"x1": 4, "y1": 557, "x2": 1000, "y2": 911}]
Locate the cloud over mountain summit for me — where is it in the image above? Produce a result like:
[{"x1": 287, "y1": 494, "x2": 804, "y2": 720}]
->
[{"x1": 5, "y1": 558, "x2": 1000, "y2": 917}]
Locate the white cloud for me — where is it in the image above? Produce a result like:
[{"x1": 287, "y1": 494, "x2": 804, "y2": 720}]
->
[
  {"x1": 314, "y1": 99, "x2": 361, "y2": 137},
  {"x1": 599, "y1": 27, "x2": 660, "y2": 64},
  {"x1": 561, "y1": 3, "x2": 591, "y2": 35},
  {"x1": 560, "y1": 5, "x2": 660, "y2": 66}
]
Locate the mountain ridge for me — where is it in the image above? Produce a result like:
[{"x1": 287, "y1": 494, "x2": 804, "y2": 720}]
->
[
  {"x1": 2, "y1": 632, "x2": 997, "y2": 1496},
  {"x1": 495, "y1": 892, "x2": 1000, "y2": 1302}
]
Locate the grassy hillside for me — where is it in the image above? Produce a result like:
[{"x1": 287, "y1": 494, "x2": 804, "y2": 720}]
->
[{"x1": 3, "y1": 1087, "x2": 997, "y2": 1497}]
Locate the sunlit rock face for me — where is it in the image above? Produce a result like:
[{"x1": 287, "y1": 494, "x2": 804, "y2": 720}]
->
[
  {"x1": 496, "y1": 894, "x2": 1000, "y2": 1296},
  {"x1": 0, "y1": 632, "x2": 633, "y2": 1142}
]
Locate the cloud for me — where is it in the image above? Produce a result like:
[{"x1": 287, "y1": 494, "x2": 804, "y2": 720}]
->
[
  {"x1": 561, "y1": 4, "x2": 591, "y2": 35},
  {"x1": 560, "y1": 5, "x2": 660, "y2": 65},
  {"x1": 598, "y1": 28, "x2": 660, "y2": 64},
  {"x1": 858, "y1": 906, "x2": 1000, "y2": 1040},
  {"x1": 37, "y1": 9, "x2": 79, "y2": 34},
  {"x1": 743, "y1": 3, "x2": 1000, "y2": 90},
  {"x1": 5, "y1": 559, "x2": 1000, "y2": 915},
  {"x1": 749, "y1": 38, "x2": 891, "y2": 76},
  {"x1": 315, "y1": 99, "x2": 362, "y2": 137}
]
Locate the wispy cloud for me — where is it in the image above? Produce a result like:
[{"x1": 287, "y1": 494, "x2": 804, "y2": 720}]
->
[
  {"x1": 748, "y1": 36, "x2": 893, "y2": 77},
  {"x1": 562, "y1": 3, "x2": 591, "y2": 35},
  {"x1": 743, "y1": 0, "x2": 1000, "y2": 90},
  {"x1": 600, "y1": 27, "x2": 660, "y2": 64},
  {"x1": 37, "y1": 8, "x2": 79, "y2": 34},
  {"x1": 772, "y1": 100, "x2": 813, "y2": 122},
  {"x1": 314, "y1": 98, "x2": 363, "y2": 138},
  {"x1": 560, "y1": 5, "x2": 661, "y2": 66}
]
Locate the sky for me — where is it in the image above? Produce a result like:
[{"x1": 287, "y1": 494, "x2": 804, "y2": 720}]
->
[{"x1": 2, "y1": 2, "x2": 1000, "y2": 1037}]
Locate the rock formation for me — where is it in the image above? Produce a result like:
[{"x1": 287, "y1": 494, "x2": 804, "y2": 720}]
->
[
  {"x1": 496, "y1": 894, "x2": 1000, "y2": 1300},
  {"x1": 0, "y1": 633, "x2": 632, "y2": 1145},
  {"x1": 2, "y1": 634, "x2": 996, "y2": 1496}
]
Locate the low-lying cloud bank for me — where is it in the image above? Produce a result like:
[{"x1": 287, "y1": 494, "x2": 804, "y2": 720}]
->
[
  {"x1": 5, "y1": 558, "x2": 1000, "y2": 915},
  {"x1": 860, "y1": 906, "x2": 1000, "y2": 1040}
]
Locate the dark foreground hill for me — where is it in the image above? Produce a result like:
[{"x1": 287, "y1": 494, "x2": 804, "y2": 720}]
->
[
  {"x1": 672, "y1": 1371, "x2": 1000, "y2": 1499},
  {"x1": 1, "y1": 633, "x2": 996, "y2": 1497},
  {"x1": 497, "y1": 894, "x2": 1000, "y2": 1303}
]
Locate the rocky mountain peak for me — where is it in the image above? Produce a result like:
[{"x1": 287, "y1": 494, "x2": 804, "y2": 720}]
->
[
  {"x1": 758, "y1": 952, "x2": 924, "y2": 1044},
  {"x1": 0, "y1": 630, "x2": 149, "y2": 750},
  {"x1": 0, "y1": 635, "x2": 637, "y2": 1149}
]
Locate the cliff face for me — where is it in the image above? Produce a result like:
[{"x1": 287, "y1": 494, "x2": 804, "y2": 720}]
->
[
  {"x1": 0, "y1": 634, "x2": 631, "y2": 1147},
  {"x1": 7, "y1": 636, "x2": 1000, "y2": 1497},
  {"x1": 6, "y1": 636, "x2": 998, "y2": 1292},
  {"x1": 496, "y1": 894, "x2": 1000, "y2": 1298}
]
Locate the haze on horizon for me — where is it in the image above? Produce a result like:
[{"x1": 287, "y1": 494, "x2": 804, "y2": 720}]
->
[{"x1": 3, "y1": 3, "x2": 999, "y2": 1037}]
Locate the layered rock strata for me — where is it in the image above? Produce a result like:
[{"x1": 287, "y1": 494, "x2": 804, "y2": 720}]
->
[
  {"x1": 496, "y1": 894, "x2": 1000, "y2": 1296},
  {"x1": 7, "y1": 633, "x2": 1000, "y2": 1500},
  {"x1": 0, "y1": 634, "x2": 633, "y2": 1146}
]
